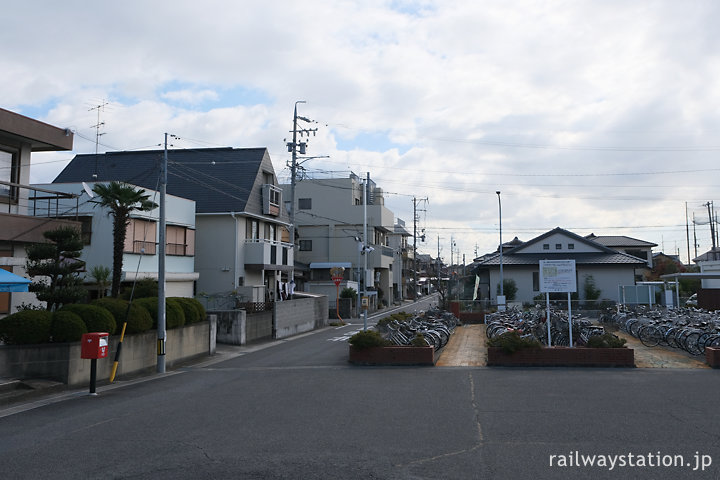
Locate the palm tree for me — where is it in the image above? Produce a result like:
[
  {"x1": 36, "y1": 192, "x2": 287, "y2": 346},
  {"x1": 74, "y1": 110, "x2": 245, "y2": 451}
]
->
[{"x1": 92, "y1": 182, "x2": 158, "y2": 298}]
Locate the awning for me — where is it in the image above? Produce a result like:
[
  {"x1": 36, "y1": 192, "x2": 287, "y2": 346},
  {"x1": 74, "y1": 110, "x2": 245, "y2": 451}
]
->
[
  {"x1": 309, "y1": 262, "x2": 352, "y2": 269},
  {"x1": 0, "y1": 269, "x2": 31, "y2": 292}
]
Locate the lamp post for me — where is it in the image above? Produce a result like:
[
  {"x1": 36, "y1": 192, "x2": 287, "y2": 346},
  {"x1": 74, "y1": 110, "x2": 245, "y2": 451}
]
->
[{"x1": 496, "y1": 191, "x2": 504, "y2": 311}]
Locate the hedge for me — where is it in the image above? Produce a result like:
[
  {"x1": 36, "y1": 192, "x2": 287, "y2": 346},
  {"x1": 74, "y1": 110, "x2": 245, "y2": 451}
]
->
[
  {"x1": 0, "y1": 310, "x2": 53, "y2": 344},
  {"x1": 51, "y1": 310, "x2": 87, "y2": 343},
  {"x1": 134, "y1": 297, "x2": 186, "y2": 329},
  {"x1": 60, "y1": 304, "x2": 116, "y2": 335},
  {"x1": 91, "y1": 297, "x2": 153, "y2": 334}
]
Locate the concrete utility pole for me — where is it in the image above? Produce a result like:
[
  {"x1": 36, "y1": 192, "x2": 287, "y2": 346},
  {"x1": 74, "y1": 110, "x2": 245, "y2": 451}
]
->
[
  {"x1": 412, "y1": 197, "x2": 428, "y2": 299},
  {"x1": 497, "y1": 191, "x2": 504, "y2": 307},
  {"x1": 158, "y1": 133, "x2": 171, "y2": 373},
  {"x1": 286, "y1": 101, "x2": 317, "y2": 287},
  {"x1": 363, "y1": 174, "x2": 368, "y2": 330}
]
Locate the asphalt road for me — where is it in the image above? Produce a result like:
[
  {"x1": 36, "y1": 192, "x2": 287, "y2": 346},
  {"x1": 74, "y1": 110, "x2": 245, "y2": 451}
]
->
[{"x1": 1, "y1": 296, "x2": 719, "y2": 479}]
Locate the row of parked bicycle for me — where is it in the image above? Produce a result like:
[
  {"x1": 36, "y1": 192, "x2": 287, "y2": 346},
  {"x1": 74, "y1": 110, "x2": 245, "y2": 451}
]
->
[
  {"x1": 600, "y1": 306, "x2": 720, "y2": 355},
  {"x1": 376, "y1": 309, "x2": 459, "y2": 350},
  {"x1": 485, "y1": 307, "x2": 606, "y2": 346}
]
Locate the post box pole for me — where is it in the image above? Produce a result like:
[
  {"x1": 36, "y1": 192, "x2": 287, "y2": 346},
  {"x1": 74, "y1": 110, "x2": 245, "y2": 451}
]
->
[{"x1": 89, "y1": 359, "x2": 98, "y2": 396}]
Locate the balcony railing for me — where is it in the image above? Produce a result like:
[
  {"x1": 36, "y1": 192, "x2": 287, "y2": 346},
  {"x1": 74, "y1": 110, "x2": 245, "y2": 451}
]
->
[{"x1": 244, "y1": 239, "x2": 294, "y2": 268}]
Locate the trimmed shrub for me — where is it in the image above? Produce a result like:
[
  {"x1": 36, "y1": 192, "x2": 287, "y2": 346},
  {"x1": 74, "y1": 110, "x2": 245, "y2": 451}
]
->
[
  {"x1": 348, "y1": 330, "x2": 391, "y2": 349},
  {"x1": 0, "y1": 310, "x2": 52, "y2": 344},
  {"x1": 121, "y1": 278, "x2": 158, "y2": 300},
  {"x1": 60, "y1": 304, "x2": 116, "y2": 334},
  {"x1": 586, "y1": 333, "x2": 627, "y2": 348},
  {"x1": 487, "y1": 331, "x2": 542, "y2": 354},
  {"x1": 51, "y1": 310, "x2": 87, "y2": 343},
  {"x1": 134, "y1": 297, "x2": 186, "y2": 329},
  {"x1": 91, "y1": 297, "x2": 153, "y2": 334},
  {"x1": 188, "y1": 298, "x2": 206, "y2": 323},
  {"x1": 171, "y1": 297, "x2": 200, "y2": 324}
]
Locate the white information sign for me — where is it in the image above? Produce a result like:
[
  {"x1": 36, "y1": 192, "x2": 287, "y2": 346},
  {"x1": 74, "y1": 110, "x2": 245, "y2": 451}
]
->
[{"x1": 539, "y1": 259, "x2": 577, "y2": 293}]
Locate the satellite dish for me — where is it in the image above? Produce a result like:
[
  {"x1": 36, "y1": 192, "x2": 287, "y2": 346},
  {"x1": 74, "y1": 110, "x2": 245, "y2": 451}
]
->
[{"x1": 82, "y1": 182, "x2": 95, "y2": 198}]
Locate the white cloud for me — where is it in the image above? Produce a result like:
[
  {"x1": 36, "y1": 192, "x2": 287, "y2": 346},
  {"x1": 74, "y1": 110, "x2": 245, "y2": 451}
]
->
[{"x1": 5, "y1": 0, "x2": 720, "y2": 262}]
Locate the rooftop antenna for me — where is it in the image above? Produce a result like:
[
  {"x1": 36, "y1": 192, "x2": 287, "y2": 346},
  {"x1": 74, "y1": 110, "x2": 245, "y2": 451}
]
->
[{"x1": 89, "y1": 100, "x2": 109, "y2": 179}]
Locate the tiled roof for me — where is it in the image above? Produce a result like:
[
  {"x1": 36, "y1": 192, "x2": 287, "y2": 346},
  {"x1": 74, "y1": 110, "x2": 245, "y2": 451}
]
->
[
  {"x1": 53, "y1": 147, "x2": 278, "y2": 216},
  {"x1": 586, "y1": 234, "x2": 657, "y2": 248},
  {"x1": 477, "y1": 252, "x2": 646, "y2": 266}
]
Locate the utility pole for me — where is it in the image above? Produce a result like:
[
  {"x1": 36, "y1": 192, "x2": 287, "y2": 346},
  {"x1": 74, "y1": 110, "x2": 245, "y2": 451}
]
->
[
  {"x1": 158, "y1": 133, "x2": 171, "y2": 373},
  {"x1": 412, "y1": 197, "x2": 428, "y2": 299},
  {"x1": 363, "y1": 174, "x2": 368, "y2": 330},
  {"x1": 693, "y1": 213, "x2": 698, "y2": 260},
  {"x1": 705, "y1": 201, "x2": 717, "y2": 253},
  {"x1": 286, "y1": 101, "x2": 317, "y2": 290},
  {"x1": 686, "y1": 202, "x2": 691, "y2": 265}
]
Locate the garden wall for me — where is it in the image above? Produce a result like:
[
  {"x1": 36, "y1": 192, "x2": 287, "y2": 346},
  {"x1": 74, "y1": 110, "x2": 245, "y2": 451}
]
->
[
  {"x1": 0, "y1": 317, "x2": 217, "y2": 386},
  {"x1": 213, "y1": 293, "x2": 329, "y2": 345}
]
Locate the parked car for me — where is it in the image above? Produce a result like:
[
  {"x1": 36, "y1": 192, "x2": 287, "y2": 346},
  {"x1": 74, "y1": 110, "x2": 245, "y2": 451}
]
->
[{"x1": 686, "y1": 293, "x2": 698, "y2": 306}]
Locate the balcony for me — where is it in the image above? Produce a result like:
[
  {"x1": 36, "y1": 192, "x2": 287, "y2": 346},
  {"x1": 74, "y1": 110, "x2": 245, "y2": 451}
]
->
[
  {"x1": 244, "y1": 239, "x2": 294, "y2": 271},
  {"x1": 0, "y1": 181, "x2": 81, "y2": 242}
]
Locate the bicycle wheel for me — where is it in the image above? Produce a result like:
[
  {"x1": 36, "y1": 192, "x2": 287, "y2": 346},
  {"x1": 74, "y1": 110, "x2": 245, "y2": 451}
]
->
[{"x1": 639, "y1": 325, "x2": 662, "y2": 347}]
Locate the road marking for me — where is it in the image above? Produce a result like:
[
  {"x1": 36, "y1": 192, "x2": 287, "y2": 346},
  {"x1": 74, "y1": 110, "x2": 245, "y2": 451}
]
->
[{"x1": 328, "y1": 328, "x2": 363, "y2": 342}]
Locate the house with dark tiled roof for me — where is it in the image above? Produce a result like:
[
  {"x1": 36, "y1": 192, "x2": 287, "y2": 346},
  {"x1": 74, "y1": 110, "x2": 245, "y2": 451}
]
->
[
  {"x1": 586, "y1": 233, "x2": 656, "y2": 281},
  {"x1": 475, "y1": 227, "x2": 646, "y2": 305},
  {"x1": 53, "y1": 148, "x2": 292, "y2": 301}
]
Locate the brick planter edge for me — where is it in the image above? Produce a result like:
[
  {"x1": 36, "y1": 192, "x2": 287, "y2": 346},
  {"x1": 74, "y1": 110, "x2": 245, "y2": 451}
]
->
[
  {"x1": 487, "y1": 346, "x2": 634, "y2": 367},
  {"x1": 349, "y1": 345, "x2": 435, "y2": 366}
]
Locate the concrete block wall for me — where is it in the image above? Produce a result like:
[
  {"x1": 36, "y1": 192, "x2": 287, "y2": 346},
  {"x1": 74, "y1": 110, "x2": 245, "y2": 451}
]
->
[
  {"x1": 0, "y1": 318, "x2": 217, "y2": 386},
  {"x1": 212, "y1": 294, "x2": 329, "y2": 344}
]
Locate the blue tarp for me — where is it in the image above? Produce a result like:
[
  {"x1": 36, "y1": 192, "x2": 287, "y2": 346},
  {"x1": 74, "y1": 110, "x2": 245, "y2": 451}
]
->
[{"x1": 0, "y1": 269, "x2": 31, "y2": 292}]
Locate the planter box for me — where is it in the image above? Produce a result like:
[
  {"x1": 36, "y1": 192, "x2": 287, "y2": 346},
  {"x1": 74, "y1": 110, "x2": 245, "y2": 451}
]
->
[
  {"x1": 349, "y1": 345, "x2": 435, "y2": 366},
  {"x1": 706, "y1": 346, "x2": 720, "y2": 368},
  {"x1": 487, "y1": 346, "x2": 634, "y2": 367}
]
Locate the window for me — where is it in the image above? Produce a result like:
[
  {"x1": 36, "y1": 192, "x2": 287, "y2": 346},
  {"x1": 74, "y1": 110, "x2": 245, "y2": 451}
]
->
[
  {"x1": 533, "y1": 272, "x2": 539, "y2": 291},
  {"x1": 555, "y1": 243, "x2": 562, "y2": 250},
  {"x1": 299, "y1": 240, "x2": 312, "y2": 251},
  {"x1": 568, "y1": 243, "x2": 575, "y2": 250},
  {"x1": 298, "y1": 198, "x2": 312, "y2": 210},
  {"x1": 166, "y1": 225, "x2": 195, "y2": 256},
  {"x1": 77, "y1": 216, "x2": 93, "y2": 245},
  {"x1": 0, "y1": 148, "x2": 19, "y2": 200},
  {"x1": 247, "y1": 220, "x2": 259, "y2": 240},
  {"x1": 543, "y1": 244, "x2": 549, "y2": 250},
  {"x1": 124, "y1": 218, "x2": 157, "y2": 254}
]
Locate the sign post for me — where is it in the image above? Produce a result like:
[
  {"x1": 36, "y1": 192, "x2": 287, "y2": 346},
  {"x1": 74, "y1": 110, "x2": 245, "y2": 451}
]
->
[
  {"x1": 539, "y1": 259, "x2": 577, "y2": 347},
  {"x1": 330, "y1": 266, "x2": 345, "y2": 324}
]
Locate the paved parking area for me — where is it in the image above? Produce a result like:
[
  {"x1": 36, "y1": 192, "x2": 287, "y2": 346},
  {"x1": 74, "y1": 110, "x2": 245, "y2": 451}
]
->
[{"x1": 437, "y1": 323, "x2": 711, "y2": 368}]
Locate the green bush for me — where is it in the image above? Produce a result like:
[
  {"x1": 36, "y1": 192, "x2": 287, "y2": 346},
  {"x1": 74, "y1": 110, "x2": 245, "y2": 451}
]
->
[
  {"x1": 0, "y1": 310, "x2": 52, "y2": 344},
  {"x1": 60, "y1": 304, "x2": 116, "y2": 334},
  {"x1": 348, "y1": 329, "x2": 391, "y2": 349},
  {"x1": 187, "y1": 297, "x2": 206, "y2": 323},
  {"x1": 410, "y1": 333, "x2": 428, "y2": 347},
  {"x1": 134, "y1": 297, "x2": 186, "y2": 329},
  {"x1": 586, "y1": 333, "x2": 627, "y2": 348},
  {"x1": 91, "y1": 297, "x2": 153, "y2": 334},
  {"x1": 51, "y1": 310, "x2": 87, "y2": 343},
  {"x1": 487, "y1": 331, "x2": 542, "y2": 354},
  {"x1": 121, "y1": 278, "x2": 158, "y2": 300},
  {"x1": 171, "y1": 297, "x2": 201, "y2": 324}
]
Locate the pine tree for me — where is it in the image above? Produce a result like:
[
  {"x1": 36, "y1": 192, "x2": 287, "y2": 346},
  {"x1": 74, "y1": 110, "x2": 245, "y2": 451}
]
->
[{"x1": 26, "y1": 226, "x2": 87, "y2": 311}]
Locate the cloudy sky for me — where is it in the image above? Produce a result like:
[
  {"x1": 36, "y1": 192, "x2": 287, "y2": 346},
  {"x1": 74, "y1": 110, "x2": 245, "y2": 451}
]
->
[{"x1": 4, "y1": 0, "x2": 720, "y2": 264}]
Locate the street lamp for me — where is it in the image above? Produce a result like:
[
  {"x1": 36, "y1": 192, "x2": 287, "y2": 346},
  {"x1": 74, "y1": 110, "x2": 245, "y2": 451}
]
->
[{"x1": 496, "y1": 191, "x2": 504, "y2": 311}]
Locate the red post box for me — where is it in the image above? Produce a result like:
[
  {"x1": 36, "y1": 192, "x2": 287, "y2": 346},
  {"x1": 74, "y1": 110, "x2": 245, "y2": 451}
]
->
[{"x1": 81, "y1": 332, "x2": 109, "y2": 359}]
